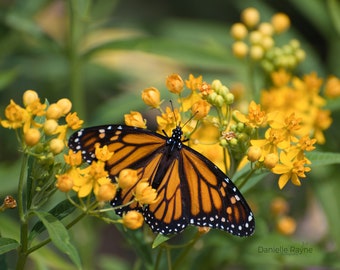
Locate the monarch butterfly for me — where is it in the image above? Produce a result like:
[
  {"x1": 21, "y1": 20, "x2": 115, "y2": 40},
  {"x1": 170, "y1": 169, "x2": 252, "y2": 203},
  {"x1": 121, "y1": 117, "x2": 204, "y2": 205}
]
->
[{"x1": 68, "y1": 124, "x2": 255, "y2": 237}]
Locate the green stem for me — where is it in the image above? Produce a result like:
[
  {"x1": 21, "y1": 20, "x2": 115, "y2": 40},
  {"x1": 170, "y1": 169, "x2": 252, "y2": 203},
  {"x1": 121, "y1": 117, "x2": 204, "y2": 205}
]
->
[
  {"x1": 172, "y1": 232, "x2": 201, "y2": 269},
  {"x1": 237, "y1": 167, "x2": 256, "y2": 190},
  {"x1": 67, "y1": 0, "x2": 90, "y2": 120},
  {"x1": 247, "y1": 59, "x2": 257, "y2": 102},
  {"x1": 16, "y1": 153, "x2": 29, "y2": 270}
]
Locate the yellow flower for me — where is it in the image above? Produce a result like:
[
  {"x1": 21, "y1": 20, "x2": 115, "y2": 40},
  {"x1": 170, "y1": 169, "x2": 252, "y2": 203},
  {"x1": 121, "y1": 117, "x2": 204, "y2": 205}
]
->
[
  {"x1": 70, "y1": 167, "x2": 93, "y2": 198},
  {"x1": 181, "y1": 91, "x2": 202, "y2": 112},
  {"x1": 303, "y1": 72, "x2": 323, "y2": 94},
  {"x1": 95, "y1": 145, "x2": 113, "y2": 162},
  {"x1": 247, "y1": 146, "x2": 262, "y2": 162},
  {"x1": 234, "y1": 101, "x2": 266, "y2": 128},
  {"x1": 141, "y1": 87, "x2": 161, "y2": 108},
  {"x1": 88, "y1": 161, "x2": 108, "y2": 180},
  {"x1": 247, "y1": 101, "x2": 267, "y2": 127},
  {"x1": 271, "y1": 69, "x2": 291, "y2": 87},
  {"x1": 57, "y1": 98, "x2": 72, "y2": 115},
  {"x1": 1, "y1": 100, "x2": 29, "y2": 130},
  {"x1": 313, "y1": 109, "x2": 332, "y2": 144},
  {"x1": 23, "y1": 90, "x2": 39, "y2": 106},
  {"x1": 56, "y1": 173, "x2": 74, "y2": 192},
  {"x1": 230, "y1": 23, "x2": 248, "y2": 40},
  {"x1": 117, "y1": 169, "x2": 139, "y2": 190},
  {"x1": 46, "y1": 103, "x2": 63, "y2": 120},
  {"x1": 276, "y1": 216, "x2": 296, "y2": 235},
  {"x1": 263, "y1": 153, "x2": 279, "y2": 169},
  {"x1": 124, "y1": 111, "x2": 146, "y2": 129},
  {"x1": 49, "y1": 138, "x2": 65, "y2": 154},
  {"x1": 271, "y1": 13, "x2": 290, "y2": 33},
  {"x1": 198, "y1": 82, "x2": 213, "y2": 97},
  {"x1": 24, "y1": 128, "x2": 41, "y2": 146},
  {"x1": 64, "y1": 150, "x2": 83, "y2": 166},
  {"x1": 156, "y1": 107, "x2": 180, "y2": 135},
  {"x1": 25, "y1": 99, "x2": 46, "y2": 117},
  {"x1": 325, "y1": 75, "x2": 340, "y2": 98},
  {"x1": 95, "y1": 179, "x2": 117, "y2": 202},
  {"x1": 185, "y1": 74, "x2": 202, "y2": 91},
  {"x1": 272, "y1": 151, "x2": 311, "y2": 189},
  {"x1": 232, "y1": 41, "x2": 248, "y2": 58},
  {"x1": 134, "y1": 179, "x2": 158, "y2": 205},
  {"x1": 251, "y1": 128, "x2": 289, "y2": 157},
  {"x1": 66, "y1": 112, "x2": 84, "y2": 130},
  {"x1": 268, "y1": 112, "x2": 301, "y2": 143},
  {"x1": 241, "y1": 7, "x2": 260, "y2": 28},
  {"x1": 270, "y1": 197, "x2": 289, "y2": 216},
  {"x1": 43, "y1": 119, "x2": 59, "y2": 135},
  {"x1": 191, "y1": 100, "x2": 211, "y2": 120},
  {"x1": 166, "y1": 74, "x2": 184, "y2": 94},
  {"x1": 122, "y1": 210, "x2": 144, "y2": 230}
]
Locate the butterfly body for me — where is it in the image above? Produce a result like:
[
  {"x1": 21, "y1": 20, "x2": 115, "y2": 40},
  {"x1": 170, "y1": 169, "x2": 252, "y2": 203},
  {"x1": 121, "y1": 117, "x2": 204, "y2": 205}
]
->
[{"x1": 69, "y1": 124, "x2": 255, "y2": 236}]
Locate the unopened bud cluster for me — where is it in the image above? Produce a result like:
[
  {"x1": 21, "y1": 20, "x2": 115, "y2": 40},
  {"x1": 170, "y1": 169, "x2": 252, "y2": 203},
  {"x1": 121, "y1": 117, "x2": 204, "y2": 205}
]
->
[
  {"x1": 203, "y1": 80, "x2": 234, "y2": 108},
  {"x1": 231, "y1": 7, "x2": 304, "y2": 72},
  {"x1": 261, "y1": 39, "x2": 305, "y2": 72}
]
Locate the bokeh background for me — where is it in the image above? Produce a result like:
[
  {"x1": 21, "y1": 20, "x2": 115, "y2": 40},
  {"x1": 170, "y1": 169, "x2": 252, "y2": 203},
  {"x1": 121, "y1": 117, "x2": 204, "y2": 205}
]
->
[{"x1": 1, "y1": 0, "x2": 340, "y2": 269}]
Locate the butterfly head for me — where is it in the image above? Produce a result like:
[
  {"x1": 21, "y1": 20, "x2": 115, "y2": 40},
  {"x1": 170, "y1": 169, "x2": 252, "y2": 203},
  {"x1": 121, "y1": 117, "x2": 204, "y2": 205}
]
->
[{"x1": 166, "y1": 126, "x2": 183, "y2": 151}]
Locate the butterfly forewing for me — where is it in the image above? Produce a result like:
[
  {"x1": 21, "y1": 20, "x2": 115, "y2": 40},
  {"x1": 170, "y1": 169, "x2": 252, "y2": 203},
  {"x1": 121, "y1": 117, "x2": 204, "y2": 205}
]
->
[{"x1": 68, "y1": 124, "x2": 255, "y2": 236}]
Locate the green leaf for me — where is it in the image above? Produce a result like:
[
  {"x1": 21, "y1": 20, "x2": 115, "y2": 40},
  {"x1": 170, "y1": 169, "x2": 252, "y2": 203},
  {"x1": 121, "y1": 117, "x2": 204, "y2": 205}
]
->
[
  {"x1": 306, "y1": 151, "x2": 340, "y2": 166},
  {"x1": 0, "y1": 238, "x2": 19, "y2": 255},
  {"x1": 29, "y1": 198, "x2": 78, "y2": 243},
  {"x1": 0, "y1": 69, "x2": 17, "y2": 91},
  {"x1": 327, "y1": 0, "x2": 340, "y2": 36},
  {"x1": 152, "y1": 234, "x2": 172, "y2": 249},
  {"x1": 32, "y1": 211, "x2": 82, "y2": 269}
]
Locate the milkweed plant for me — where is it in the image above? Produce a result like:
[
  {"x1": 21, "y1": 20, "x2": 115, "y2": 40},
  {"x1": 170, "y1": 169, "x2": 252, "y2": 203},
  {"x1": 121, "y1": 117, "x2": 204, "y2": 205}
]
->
[{"x1": 1, "y1": 6, "x2": 339, "y2": 270}]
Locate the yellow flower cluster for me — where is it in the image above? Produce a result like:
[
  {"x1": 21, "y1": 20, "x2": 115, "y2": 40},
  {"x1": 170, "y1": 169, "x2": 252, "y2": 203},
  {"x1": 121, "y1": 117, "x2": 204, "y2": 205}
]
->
[
  {"x1": 1, "y1": 90, "x2": 83, "y2": 154},
  {"x1": 231, "y1": 7, "x2": 305, "y2": 72},
  {"x1": 270, "y1": 197, "x2": 296, "y2": 235},
  {"x1": 57, "y1": 148, "x2": 157, "y2": 230},
  {"x1": 232, "y1": 69, "x2": 332, "y2": 189},
  {"x1": 57, "y1": 146, "x2": 118, "y2": 201},
  {"x1": 134, "y1": 72, "x2": 332, "y2": 190}
]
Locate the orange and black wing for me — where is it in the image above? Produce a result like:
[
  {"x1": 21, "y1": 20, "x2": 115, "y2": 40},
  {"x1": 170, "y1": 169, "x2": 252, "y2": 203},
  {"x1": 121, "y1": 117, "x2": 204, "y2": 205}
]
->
[{"x1": 68, "y1": 125, "x2": 255, "y2": 236}]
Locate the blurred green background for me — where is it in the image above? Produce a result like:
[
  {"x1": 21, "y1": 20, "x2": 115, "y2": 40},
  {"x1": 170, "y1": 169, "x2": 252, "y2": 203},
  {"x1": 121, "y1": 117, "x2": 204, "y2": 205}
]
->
[{"x1": 1, "y1": 0, "x2": 340, "y2": 269}]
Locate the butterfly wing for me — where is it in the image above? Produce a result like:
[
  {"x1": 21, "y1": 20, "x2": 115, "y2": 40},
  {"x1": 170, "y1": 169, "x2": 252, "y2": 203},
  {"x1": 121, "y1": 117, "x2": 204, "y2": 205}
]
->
[
  {"x1": 178, "y1": 146, "x2": 254, "y2": 236},
  {"x1": 68, "y1": 125, "x2": 255, "y2": 236}
]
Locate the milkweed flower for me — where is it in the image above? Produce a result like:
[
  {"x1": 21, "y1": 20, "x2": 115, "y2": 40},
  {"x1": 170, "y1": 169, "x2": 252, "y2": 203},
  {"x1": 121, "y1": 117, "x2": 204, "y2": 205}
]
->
[
  {"x1": 122, "y1": 210, "x2": 144, "y2": 230},
  {"x1": 166, "y1": 74, "x2": 184, "y2": 94},
  {"x1": 191, "y1": 100, "x2": 211, "y2": 120},
  {"x1": 272, "y1": 151, "x2": 311, "y2": 189},
  {"x1": 241, "y1": 7, "x2": 260, "y2": 28},
  {"x1": 117, "y1": 169, "x2": 139, "y2": 190},
  {"x1": 157, "y1": 107, "x2": 181, "y2": 135},
  {"x1": 134, "y1": 179, "x2": 158, "y2": 205},
  {"x1": 142, "y1": 87, "x2": 161, "y2": 108},
  {"x1": 56, "y1": 173, "x2": 74, "y2": 193},
  {"x1": 276, "y1": 216, "x2": 296, "y2": 235},
  {"x1": 271, "y1": 13, "x2": 290, "y2": 33},
  {"x1": 125, "y1": 111, "x2": 147, "y2": 129},
  {"x1": 1, "y1": 100, "x2": 29, "y2": 130}
]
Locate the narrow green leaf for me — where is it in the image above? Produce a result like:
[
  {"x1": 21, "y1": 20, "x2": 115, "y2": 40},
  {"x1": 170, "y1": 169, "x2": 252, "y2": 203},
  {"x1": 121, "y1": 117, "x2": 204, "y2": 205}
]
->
[
  {"x1": 0, "y1": 238, "x2": 19, "y2": 255},
  {"x1": 152, "y1": 234, "x2": 172, "y2": 248},
  {"x1": 32, "y1": 211, "x2": 82, "y2": 269},
  {"x1": 327, "y1": 0, "x2": 340, "y2": 35},
  {"x1": 306, "y1": 151, "x2": 340, "y2": 166},
  {"x1": 29, "y1": 198, "x2": 78, "y2": 243}
]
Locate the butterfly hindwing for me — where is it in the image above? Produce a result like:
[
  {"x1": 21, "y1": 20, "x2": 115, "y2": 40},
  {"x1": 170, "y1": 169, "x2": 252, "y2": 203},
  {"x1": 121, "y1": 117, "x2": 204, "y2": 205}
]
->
[{"x1": 68, "y1": 124, "x2": 255, "y2": 236}]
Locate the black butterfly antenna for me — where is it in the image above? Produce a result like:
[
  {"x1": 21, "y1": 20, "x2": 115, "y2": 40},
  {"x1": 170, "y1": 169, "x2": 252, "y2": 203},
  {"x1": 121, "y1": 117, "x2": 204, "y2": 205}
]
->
[{"x1": 169, "y1": 100, "x2": 198, "y2": 128}]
